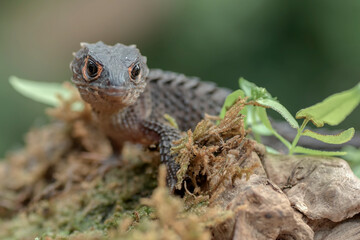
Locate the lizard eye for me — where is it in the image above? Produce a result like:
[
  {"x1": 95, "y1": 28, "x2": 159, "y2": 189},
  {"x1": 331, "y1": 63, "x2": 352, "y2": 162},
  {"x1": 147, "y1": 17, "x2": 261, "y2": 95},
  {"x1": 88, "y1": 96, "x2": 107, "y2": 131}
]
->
[
  {"x1": 129, "y1": 63, "x2": 141, "y2": 80},
  {"x1": 82, "y1": 56, "x2": 103, "y2": 81},
  {"x1": 87, "y1": 59, "x2": 98, "y2": 77}
]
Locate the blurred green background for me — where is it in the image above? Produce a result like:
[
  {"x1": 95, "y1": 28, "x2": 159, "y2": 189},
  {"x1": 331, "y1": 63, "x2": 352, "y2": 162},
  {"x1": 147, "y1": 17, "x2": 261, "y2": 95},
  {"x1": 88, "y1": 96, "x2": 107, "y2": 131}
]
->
[{"x1": 1, "y1": 0, "x2": 360, "y2": 158}]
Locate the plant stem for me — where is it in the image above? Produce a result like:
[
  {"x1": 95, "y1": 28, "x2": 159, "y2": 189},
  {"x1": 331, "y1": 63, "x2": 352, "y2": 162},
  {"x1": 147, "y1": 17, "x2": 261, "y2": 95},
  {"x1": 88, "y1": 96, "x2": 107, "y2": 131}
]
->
[
  {"x1": 273, "y1": 131, "x2": 292, "y2": 149},
  {"x1": 252, "y1": 107, "x2": 262, "y2": 143},
  {"x1": 289, "y1": 119, "x2": 309, "y2": 155}
]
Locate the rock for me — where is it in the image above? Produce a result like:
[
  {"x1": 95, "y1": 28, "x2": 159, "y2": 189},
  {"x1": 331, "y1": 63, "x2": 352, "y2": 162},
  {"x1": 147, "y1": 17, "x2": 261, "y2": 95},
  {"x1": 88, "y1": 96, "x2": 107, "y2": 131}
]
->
[
  {"x1": 312, "y1": 215, "x2": 360, "y2": 240},
  {"x1": 211, "y1": 149, "x2": 313, "y2": 240},
  {"x1": 263, "y1": 154, "x2": 360, "y2": 222}
]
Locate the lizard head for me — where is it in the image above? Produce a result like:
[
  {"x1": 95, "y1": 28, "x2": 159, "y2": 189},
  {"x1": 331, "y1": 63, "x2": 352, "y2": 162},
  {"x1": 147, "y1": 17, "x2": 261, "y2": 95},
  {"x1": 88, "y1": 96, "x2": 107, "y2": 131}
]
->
[{"x1": 70, "y1": 41, "x2": 149, "y2": 111}]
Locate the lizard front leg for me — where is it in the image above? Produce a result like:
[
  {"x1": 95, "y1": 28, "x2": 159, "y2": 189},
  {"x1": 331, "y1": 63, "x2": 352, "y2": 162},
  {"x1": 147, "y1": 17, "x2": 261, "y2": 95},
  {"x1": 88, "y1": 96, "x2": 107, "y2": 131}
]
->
[
  {"x1": 96, "y1": 139, "x2": 124, "y2": 176},
  {"x1": 141, "y1": 120, "x2": 181, "y2": 191}
]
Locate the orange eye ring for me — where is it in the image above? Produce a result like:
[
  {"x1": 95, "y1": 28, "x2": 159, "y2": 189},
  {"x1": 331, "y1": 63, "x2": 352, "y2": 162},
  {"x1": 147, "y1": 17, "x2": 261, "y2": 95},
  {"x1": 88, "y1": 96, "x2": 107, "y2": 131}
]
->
[
  {"x1": 128, "y1": 62, "x2": 141, "y2": 81},
  {"x1": 82, "y1": 56, "x2": 103, "y2": 81}
]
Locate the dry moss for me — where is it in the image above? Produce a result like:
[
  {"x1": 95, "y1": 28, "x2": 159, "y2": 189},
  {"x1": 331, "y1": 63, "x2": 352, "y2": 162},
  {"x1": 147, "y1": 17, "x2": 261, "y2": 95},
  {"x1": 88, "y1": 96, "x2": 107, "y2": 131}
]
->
[{"x1": 173, "y1": 97, "x2": 259, "y2": 199}]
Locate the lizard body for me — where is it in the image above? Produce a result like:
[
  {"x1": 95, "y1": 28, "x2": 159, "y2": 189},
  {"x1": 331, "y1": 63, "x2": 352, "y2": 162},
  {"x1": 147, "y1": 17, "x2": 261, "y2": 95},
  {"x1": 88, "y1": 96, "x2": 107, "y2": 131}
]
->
[
  {"x1": 71, "y1": 42, "x2": 230, "y2": 190},
  {"x1": 71, "y1": 42, "x2": 360, "y2": 191}
]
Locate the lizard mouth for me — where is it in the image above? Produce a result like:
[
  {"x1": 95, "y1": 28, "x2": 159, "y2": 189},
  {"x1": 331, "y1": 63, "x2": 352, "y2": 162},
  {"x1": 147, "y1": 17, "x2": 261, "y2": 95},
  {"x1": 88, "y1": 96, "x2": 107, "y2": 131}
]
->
[
  {"x1": 72, "y1": 78, "x2": 131, "y2": 97},
  {"x1": 72, "y1": 77, "x2": 145, "y2": 108}
]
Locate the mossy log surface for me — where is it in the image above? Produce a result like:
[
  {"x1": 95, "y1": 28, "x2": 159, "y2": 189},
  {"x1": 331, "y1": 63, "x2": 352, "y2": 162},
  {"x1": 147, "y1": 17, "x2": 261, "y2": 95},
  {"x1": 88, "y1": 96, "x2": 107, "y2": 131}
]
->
[{"x1": 0, "y1": 92, "x2": 359, "y2": 240}]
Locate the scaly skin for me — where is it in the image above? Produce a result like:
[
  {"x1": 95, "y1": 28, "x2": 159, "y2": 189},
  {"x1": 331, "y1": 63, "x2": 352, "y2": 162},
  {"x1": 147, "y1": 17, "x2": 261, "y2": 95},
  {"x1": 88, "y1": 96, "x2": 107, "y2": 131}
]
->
[
  {"x1": 70, "y1": 42, "x2": 360, "y2": 190},
  {"x1": 70, "y1": 42, "x2": 230, "y2": 190}
]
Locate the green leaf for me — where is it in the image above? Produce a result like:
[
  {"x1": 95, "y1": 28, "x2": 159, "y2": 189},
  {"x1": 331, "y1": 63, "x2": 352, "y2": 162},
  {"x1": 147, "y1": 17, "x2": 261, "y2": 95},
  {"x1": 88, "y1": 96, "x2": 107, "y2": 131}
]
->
[
  {"x1": 342, "y1": 146, "x2": 360, "y2": 164},
  {"x1": 251, "y1": 123, "x2": 273, "y2": 136},
  {"x1": 296, "y1": 83, "x2": 360, "y2": 127},
  {"x1": 9, "y1": 76, "x2": 71, "y2": 106},
  {"x1": 352, "y1": 165, "x2": 360, "y2": 178},
  {"x1": 293, "y1": 146, "x2": 347, "y2": 156},
  {"x1": 239, "y1": 77, "x2": 255, "y2": 98},
  {"x1": 239, "y1": 78, "x2": 273, "y2": 100},
  {"x1": 256, "y1": 107, "x2": 272, "y2": 130},
  {"x1": 265, "y1": 146, "x2": 280, "y2": 154},
  {"x1": 9, "y1": 76, "x2": 83, "y2": 111},
  {"x1": 342, "y1": 146, "x2": 360, "y2": 177},
  {"x1": 219, "y1": 89, "x2": 245, "y2": 119},
  {"x1": 257, "y1": 98, "x2": 299, "y2": 129},
  {"x1": 302, "y1": 128, "x2": 355, "y2": 144}
]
